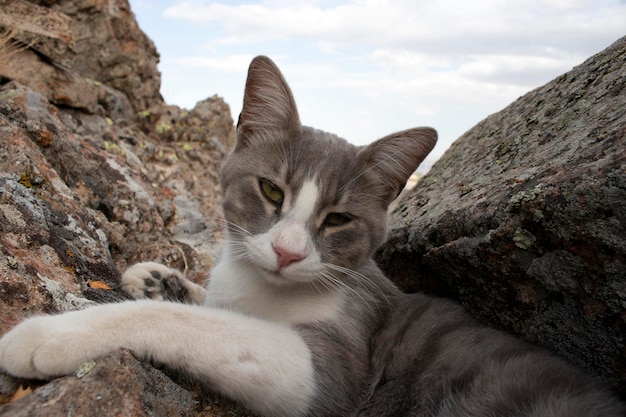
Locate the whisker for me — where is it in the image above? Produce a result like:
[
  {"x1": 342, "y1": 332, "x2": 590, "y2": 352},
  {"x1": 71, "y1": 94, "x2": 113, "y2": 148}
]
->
[
  {"x1": 315, "y1": 267, "x2": 372, "y2": 307},
  {"x1": 322, "y1": 270, "x2": 363, "y2": 297},
  {"x1": 322, "y1": 263, "x2": 394, "y2": 313},
  {"x1": 219, "y1": 219, "x2": 253, "y2": 236},
  {"x1": 309, "y1": 273, "x2": 336, "y2": 296},
  {"x1": 228, "y1": 253, "x2": 251, "y2": 263}
]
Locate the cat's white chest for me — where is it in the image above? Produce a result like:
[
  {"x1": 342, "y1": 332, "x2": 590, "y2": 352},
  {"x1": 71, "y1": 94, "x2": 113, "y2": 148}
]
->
[{"x1": 205, "y1": 258, "x2": 344, "y2": 325}]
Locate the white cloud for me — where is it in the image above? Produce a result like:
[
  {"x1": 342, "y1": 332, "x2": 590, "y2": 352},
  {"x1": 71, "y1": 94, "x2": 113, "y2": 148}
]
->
[
  {"x1": 163, "y1": 0, "x2": 625, "y2": 53},
  {"x1": 143, "y1": 0, "x2": 625, "y2": 163},
  {"x1": 160, "y1": 0, "x2": 625, "y2": 109}
]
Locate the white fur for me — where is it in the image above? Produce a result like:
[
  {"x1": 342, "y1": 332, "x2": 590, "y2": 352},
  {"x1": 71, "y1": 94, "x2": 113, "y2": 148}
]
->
[
  {"x1": 0, "y1": 300, "x2": 316, "y2": 417},
  {"x1": 291, "y1": 179, "x2": 318, "y2": 222},
  {"x1": 207, "y1": 249, "x2": 344, "y2": 325}
]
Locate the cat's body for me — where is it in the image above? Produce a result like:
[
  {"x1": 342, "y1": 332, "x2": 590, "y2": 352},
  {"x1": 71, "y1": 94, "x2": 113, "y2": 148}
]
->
[{"x1": 0, "y1": 56, "x2": 623, "y2": 417}]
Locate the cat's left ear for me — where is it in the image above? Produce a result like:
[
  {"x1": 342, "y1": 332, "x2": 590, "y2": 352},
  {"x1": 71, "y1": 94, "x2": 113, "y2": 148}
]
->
[
  {"x1": 358, "y1": 127, "x2": 437, "y2": 201},
  {"x1": 236, "y1": 56, "x2": 301, "y2": 149}
]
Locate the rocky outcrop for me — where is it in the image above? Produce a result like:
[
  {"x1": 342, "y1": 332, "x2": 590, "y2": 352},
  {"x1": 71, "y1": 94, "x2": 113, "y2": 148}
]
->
[
  {"x1": 1, "y1": 0, "x2": 161, "y2": 116},
  {"x1": 0, "y1": 0, "x2": 240, "y2": 415},
  {"x1": 378, "y1": 36, "x2": 626, "y2": 397}
]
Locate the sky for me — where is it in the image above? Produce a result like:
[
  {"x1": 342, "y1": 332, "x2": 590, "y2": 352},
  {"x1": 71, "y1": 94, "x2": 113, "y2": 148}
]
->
[{"x1": 128, "y1": 0, "x2": 626, "y2": 170}]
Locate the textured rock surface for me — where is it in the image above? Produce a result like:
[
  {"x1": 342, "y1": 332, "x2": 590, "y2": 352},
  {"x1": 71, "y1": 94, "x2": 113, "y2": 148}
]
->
[
  {"x1": 378, "y1": 36, "x2": 626, "y2": 396},
  {"x1": 0, "y1": 349, "x2": 197, "y2": 417},
  {"x1": 0, "y1": 0, "x2": 242, "y2": 415},
  {"x1": 0, "y1": 349, "x2": 256, "y2": 417},
  {"x1": 1, "y1": 0, "x2": 162, "y2": 115}
]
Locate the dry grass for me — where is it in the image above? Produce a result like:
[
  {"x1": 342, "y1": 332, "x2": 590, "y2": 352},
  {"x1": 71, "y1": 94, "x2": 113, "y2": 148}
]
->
[{"x1": 0, "y1": 25, "x2": 30, "y2": 78}]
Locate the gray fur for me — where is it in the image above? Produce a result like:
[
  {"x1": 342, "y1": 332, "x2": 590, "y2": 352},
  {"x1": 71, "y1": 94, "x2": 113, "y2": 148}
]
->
[{"x1": 222, "y1": 56, "x2": 624, "y2": 416}]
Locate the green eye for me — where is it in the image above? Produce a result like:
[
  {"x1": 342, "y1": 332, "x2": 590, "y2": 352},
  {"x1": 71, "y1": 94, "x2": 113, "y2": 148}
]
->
[
  {"x1": 260, "y1": 179, "x2": 284, "y2": 205},
  {"x1": 324, "y1": 212, "x2": 353, "y2": 227}
]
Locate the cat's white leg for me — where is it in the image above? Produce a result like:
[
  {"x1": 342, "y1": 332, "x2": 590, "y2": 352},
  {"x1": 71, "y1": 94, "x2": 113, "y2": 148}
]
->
[
  {"x1": 121, "y1": 262, "x2": 207, "y2": 304},
  {"x1": 0, "y1": 300, "x2": 314, "y2": 417}
]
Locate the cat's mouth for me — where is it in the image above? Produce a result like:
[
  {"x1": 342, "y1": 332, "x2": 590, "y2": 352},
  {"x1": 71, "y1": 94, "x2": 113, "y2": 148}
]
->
[
  {"x1": 258, "y1": 265, "x2": 291, "y2": 285},
  {"x1": 257, "y1": 264, "x2": 312, "y2": 287}
]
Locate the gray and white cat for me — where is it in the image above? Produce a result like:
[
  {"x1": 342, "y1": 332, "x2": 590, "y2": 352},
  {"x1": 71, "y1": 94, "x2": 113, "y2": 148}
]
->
[{"x1": 0, "y1": 56, "x2": 623, "y2": 417}]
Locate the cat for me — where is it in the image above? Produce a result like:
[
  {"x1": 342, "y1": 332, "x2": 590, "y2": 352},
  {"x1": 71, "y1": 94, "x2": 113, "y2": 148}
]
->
[{"x1": 0, "y1": 56, "x2": 624, "y2": 417}]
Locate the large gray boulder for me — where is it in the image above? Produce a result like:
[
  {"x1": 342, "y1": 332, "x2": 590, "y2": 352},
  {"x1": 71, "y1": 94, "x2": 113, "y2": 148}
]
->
[{"x1": 378, "y1": 36, "x2": 626, "y2": 396}]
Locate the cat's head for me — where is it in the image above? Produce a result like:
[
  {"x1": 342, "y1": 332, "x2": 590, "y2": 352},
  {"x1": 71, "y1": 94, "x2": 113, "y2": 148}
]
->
[{"x1": 220, "y1": 56, "x2": 436, "y2": 286}]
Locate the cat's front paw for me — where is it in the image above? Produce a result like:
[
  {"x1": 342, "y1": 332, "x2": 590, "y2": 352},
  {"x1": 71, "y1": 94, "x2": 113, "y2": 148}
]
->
[
  {"x1": 0, "y1": 315, "x2": 87, "y2": 380},
  {"x1": 121, "y1": 262, "x2": 207, "y2": 304}
]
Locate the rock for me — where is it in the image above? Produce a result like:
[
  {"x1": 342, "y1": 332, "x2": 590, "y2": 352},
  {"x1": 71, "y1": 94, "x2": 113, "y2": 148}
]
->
[
  {"x1": 53, "y1": 0, "x2": 164, "y2": 113},
  {"x1": 0, "y1": 348, "x2": 255, "y2": 416},
  {"x1": 0, "y1": 0, "x2": 161, "y2": 120},
  {"x1": 0, "y1": 0, "x2": 143, "y2": 123},
  {"x1": 0, "y1": 1, "x2": 241, "y2": 415},
  {"x1": 0, "y1": 0, "x2": 74, "y2": 69},
  {"x1": 0, "y1": 349, "x2": 197, "y2": 417},
  {"x1": 377, "y1": 36, "x2": 626, "y2": 396},
  {"x1": 0, "y1": 83, "x2": 128, "y2": 330},
  {"x1": 154, "y1": 97, "x2": 236, "y2": 148}
]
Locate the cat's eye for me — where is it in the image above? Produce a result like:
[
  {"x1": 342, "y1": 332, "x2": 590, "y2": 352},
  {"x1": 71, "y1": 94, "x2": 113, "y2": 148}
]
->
[
  {"x1": 259, "y1": 179, "x2": 284, "y2": 205},
  {"x1": 323, "y1": 212, "x2": 353, "y2": 227}
]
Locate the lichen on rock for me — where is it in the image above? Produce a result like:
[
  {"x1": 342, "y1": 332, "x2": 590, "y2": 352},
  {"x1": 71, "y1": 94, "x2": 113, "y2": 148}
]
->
[{"x1": 378, "y1": 36, "x2": 626, "y2": 396}]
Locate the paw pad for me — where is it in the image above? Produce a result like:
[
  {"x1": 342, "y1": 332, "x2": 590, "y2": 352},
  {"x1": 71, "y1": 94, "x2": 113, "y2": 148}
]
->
[{"x1": 121, "y1": 262, "x2": 206, "y2": 304}]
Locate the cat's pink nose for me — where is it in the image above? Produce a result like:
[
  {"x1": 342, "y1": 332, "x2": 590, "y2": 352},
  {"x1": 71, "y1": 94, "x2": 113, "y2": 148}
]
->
[{"x1": 273, "y1": 244, "x2": 304, "y2": 269}]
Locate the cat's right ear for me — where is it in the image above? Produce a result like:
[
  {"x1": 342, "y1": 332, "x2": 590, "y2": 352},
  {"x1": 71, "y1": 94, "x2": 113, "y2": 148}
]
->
[
  {"x1": 236, "y1": 56, "x2": 301, "y2": 149},
  {"x1": 357, "y1": 127, "x2": 437, "y2": 203}
]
